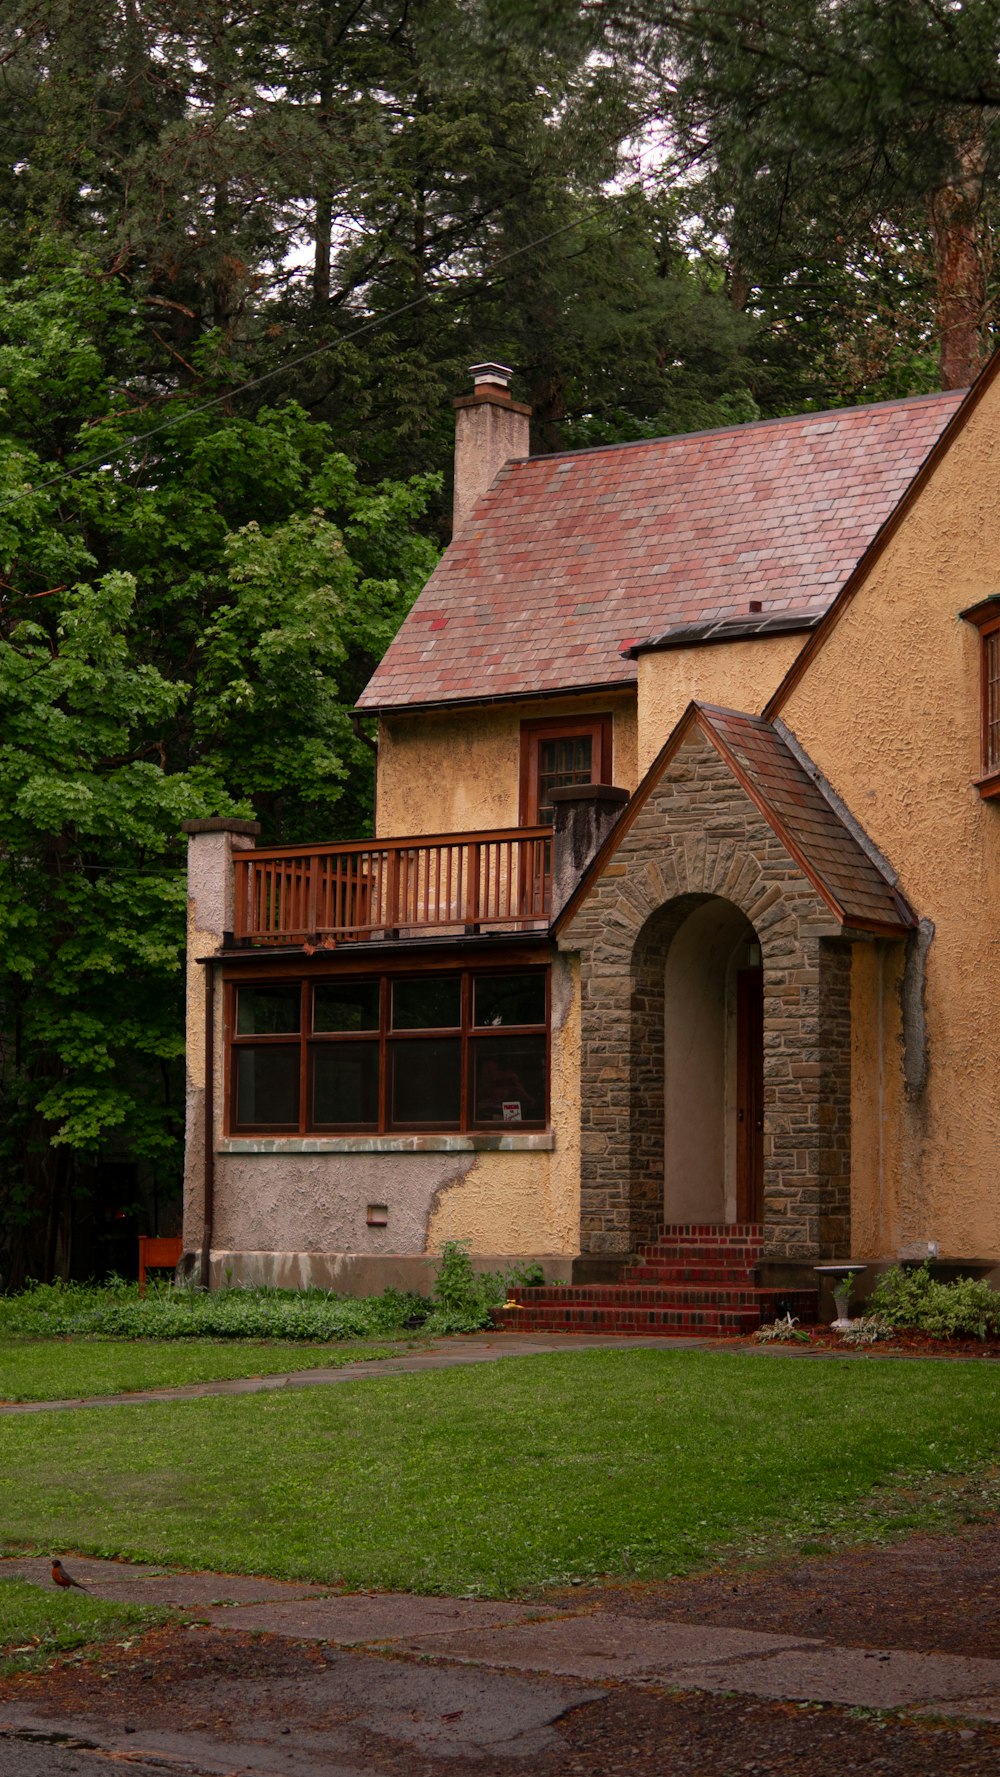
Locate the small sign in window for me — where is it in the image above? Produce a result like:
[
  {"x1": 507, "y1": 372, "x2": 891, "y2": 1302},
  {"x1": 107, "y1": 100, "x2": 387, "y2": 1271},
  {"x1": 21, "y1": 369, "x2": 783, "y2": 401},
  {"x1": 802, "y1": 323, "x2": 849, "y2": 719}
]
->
[{"x1": 502, "y1": 1101, "x2": 522, "y2": 1122}]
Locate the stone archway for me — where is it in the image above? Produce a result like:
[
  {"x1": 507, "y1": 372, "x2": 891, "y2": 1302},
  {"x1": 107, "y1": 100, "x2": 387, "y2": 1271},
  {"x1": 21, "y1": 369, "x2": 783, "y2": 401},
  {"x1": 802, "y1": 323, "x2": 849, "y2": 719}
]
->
[{"x1": 560, "y1": 722, "x2": 854, "y2": 1265}]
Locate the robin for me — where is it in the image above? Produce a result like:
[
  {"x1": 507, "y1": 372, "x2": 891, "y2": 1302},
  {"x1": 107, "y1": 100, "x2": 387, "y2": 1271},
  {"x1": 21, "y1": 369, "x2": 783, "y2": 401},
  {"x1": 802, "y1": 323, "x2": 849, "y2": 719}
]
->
[{"x1": 51, "y1": 1558, "x2": 88, "y2": 1592}]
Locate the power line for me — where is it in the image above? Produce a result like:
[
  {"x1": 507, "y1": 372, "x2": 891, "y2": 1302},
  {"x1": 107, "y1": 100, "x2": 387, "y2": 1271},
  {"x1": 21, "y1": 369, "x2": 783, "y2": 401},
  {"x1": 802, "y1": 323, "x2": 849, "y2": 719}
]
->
[{"x1": 0, "y1": 201, "x2": 625, "y2": 517}]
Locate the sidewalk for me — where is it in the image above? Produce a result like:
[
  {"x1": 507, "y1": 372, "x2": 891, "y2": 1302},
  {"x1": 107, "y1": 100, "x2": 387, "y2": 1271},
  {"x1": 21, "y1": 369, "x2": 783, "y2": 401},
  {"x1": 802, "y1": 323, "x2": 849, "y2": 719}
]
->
[
  {"x1": 2, "y1": 1539, "x2": 1000, "y2": 1773},
  {"x1": 0, "y1": 1327, "x2": 974, "y2": 1417}
]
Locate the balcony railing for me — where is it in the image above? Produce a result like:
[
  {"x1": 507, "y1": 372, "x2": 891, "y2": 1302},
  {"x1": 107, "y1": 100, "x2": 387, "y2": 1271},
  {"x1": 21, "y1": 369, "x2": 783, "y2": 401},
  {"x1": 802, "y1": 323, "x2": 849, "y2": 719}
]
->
[{"x1": 232, "y1": 828, "x2": 552, "y2": 945}]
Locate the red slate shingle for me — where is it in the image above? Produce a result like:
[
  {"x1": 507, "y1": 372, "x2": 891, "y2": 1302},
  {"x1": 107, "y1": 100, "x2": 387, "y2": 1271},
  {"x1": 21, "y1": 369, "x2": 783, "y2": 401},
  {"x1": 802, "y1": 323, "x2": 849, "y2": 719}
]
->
[
  {"x1": 358, "y1": 391, "x2": 963, "y2": 713},
  {"x1": 702, "y1": 708, "x2": 915, "y2": 933}
]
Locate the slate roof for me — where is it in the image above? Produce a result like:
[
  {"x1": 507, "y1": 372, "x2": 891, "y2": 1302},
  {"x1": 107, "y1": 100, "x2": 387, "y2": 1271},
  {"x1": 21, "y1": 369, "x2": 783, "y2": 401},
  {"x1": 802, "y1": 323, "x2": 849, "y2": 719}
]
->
[
  {"x1": 358, "y1": 389, "x2": 964, "y2": 713},
  {"x1": 703, "y1": 707, "x2": 915, "y2": 933}
]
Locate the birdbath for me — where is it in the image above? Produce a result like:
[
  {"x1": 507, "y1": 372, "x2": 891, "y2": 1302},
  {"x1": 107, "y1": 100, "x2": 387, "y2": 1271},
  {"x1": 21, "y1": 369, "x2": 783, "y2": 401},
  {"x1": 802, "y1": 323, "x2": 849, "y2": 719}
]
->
[{"x1": 814, "y1": 1262, "x2": 867, "y2": 1330}]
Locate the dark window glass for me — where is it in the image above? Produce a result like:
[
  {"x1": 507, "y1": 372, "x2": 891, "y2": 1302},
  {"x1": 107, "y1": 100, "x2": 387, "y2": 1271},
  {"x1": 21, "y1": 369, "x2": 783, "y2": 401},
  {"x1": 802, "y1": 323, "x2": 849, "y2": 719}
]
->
[
  {"x1": 987, "y1": 627, "x2": 1000, "y2": 772},
  {"x1": 474, "y1": 973, "x2": 546, "y2": 1028},
  {"x1": 312, "y1": 1043, "x2": 379, "y2": 1128},
  {"x1": 472, "y1": 1035, "x2": 547, "y2": 1125},
  {"x1": 537, "y1": 735, "x2": 592, "y2": 823},
  {"x1": 391, "y1": 977, "x2": 461, "y2": 1030},
  {"x1": 235, "y1": 1046, "x2": 299, "y2": 1127},
  {"x1": 389, "y1": 1038, "x2": 461, "y2": 1126},
  {"x1": 236, "y1": 986, "x2": 301, "y2": 1036},
  {"x1": 313, "y1": 981, "x2": 379, "y2": 1032}
]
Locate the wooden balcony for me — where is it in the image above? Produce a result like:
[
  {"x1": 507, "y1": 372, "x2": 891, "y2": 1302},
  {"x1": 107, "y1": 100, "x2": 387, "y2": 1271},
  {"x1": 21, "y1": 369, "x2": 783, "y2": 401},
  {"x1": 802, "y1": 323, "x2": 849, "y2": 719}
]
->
[{"x1": 232, "y1": 828, "x2": 552, "y2": 946}]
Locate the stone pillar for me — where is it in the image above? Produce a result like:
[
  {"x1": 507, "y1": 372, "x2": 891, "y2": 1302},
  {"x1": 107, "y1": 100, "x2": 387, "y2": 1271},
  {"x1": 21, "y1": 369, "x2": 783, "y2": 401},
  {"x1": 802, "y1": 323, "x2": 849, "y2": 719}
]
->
[
  {"x1": 550, "y1": 784, "x2": 630, "y2": 917},
  {"x1": 452, "y1": 363, "x2": 531, "y2": 532},
  {"x1": 181, "y1": 818, "x2": 260, "y2": 1274}
]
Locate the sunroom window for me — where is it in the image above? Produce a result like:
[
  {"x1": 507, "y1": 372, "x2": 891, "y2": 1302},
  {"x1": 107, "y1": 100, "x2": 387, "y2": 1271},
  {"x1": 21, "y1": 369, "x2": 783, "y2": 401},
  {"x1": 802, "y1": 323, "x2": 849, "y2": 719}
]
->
[{"x1": 229, "y1": 969, "x2": 548, "y2": 1136}]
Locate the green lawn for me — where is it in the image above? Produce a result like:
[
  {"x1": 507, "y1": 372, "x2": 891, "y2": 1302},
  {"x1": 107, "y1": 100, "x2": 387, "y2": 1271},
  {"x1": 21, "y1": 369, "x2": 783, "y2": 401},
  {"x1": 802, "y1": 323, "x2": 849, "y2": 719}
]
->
[
  {"x1": 0, "y1": 1578, "x2": 165, "y2": 1677},
  {"x1": 1, "y1": 1348, "x2": 998, "y2": 1596},
  {"x1": 0, "y1": 1338, "x2": 413, "y2": 1401}
]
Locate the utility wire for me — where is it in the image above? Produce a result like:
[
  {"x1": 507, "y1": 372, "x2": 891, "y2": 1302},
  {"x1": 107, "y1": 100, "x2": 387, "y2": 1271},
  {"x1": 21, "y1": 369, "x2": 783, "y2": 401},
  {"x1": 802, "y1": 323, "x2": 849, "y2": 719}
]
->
[{"x1": 0, "y1": 200, "x2": 628, "y2": 517}]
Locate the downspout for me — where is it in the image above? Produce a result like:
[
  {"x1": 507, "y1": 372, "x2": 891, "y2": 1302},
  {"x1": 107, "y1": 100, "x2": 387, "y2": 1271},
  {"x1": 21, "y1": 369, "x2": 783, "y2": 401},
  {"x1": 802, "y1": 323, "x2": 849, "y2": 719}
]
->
[
  {"x1": 877, "y1": 945, "x2": 885, "y2": 1254},
  {"x1": 200, "y1": 964, "x2": 215, "y2": 1289}
]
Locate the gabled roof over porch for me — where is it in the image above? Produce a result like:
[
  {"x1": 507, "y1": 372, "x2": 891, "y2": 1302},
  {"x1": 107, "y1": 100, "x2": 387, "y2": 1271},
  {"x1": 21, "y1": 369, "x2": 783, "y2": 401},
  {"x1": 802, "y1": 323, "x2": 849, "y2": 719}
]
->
[{"x1": 555, "y1": 702, "x2": 916, "y2": 940}]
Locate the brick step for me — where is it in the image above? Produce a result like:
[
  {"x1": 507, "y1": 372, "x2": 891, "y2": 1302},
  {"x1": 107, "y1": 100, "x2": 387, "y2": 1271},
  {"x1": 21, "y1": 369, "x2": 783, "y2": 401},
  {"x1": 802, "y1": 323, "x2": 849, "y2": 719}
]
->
[
  {"x1": 654, "y1": 1223, "x2": 764, "y2": 1240},
  {"x1": 495, "y1": 1284, "x2": 817, "y2": 1339},
  {"x1": 504, "y1": 1285, "x2": 817, "y2": 1311},
  {"x1": 624, "y1": 1264, "x2": 759, "y2": 1285},
  {"x1": 495, "y1": 1304, "x2": 765, "y2": 1335},
  {"x1": 635, "y1": 1244, "x2": 762, "y2": 1265}
]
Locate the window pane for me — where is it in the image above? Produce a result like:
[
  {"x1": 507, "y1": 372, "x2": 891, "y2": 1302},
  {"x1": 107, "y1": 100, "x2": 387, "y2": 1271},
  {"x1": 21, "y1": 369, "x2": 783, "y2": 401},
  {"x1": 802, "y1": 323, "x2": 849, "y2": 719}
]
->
[
  {"x1": 987, "y1": 629, "x2": 1000, "y2": 772},
  {"x1": 235, "y1": 1046, "x2": 299, "y2": 1127},
  {"x1": 389, "y1": 1038, "x2": 461, "y2": 1126},
  {"x1": 236, "y1": 986, "x2": 300, "y2": 1036},
  {"x1": 312, "y1": 1043, "x2": 379, "y2": 1128},
  {"x1": 313, "y1": 981, "x2": 379, "y2": 1032},
  {"x1": 472, "y1": 1034, "x2": 547, "y2": 1125},
  {"x1": 474, "y1": 973, "x2": 546, "y2": 1027},
  {"x1": 391, "y1": 977, "x2": 461, "y2": 1030},
  {"x1": 537, "y1": 735, "x2": 592, "y2": 821}
]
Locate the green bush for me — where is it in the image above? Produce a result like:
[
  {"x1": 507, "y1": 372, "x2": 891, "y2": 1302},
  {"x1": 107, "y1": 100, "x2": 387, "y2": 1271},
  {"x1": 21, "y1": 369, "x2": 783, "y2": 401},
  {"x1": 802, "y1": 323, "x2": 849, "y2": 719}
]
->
[
  {"x1": 423, "y1": 1242, "x2": 546, "y2": 1334},
  {"x1": 867, "y1": 1264, "x2": 1000, "y2": 1341},
  {"x1": 0, "y1": 1279, "x2": 430, "y2": 1343}
]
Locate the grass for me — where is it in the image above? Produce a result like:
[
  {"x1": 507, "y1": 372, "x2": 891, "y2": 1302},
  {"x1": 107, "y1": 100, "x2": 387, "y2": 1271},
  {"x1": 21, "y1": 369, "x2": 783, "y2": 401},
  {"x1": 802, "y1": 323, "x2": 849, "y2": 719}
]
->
[
  {"x1": 0, "y1": 1337, "x2": 415, "y2": 1401},
  {"x1": 0, "y1": 1578, "x2": 165, "y2": 1678},
  {"x1": 0, "y1": 1348, "x2": 998, "y2": 1596}
]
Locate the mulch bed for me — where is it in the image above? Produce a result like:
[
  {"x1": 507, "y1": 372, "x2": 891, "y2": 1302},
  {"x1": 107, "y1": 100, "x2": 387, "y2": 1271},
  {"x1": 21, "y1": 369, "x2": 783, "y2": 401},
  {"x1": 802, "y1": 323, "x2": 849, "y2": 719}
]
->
[{"x1": 744, "y1": 1328, "x2": 1000, "y2": 1359}]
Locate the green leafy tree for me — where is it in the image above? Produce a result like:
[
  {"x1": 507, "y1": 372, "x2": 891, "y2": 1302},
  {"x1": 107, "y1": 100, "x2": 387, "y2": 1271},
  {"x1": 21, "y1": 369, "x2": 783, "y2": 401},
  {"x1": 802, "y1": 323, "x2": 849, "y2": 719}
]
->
[{"x1": 0, "y1": 258, "x2": 439, "y2": 1282}]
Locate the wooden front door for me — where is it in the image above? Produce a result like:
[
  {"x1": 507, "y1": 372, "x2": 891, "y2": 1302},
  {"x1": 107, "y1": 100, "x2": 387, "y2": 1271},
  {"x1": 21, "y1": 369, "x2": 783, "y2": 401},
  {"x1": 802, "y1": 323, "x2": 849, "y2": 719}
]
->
[{"x1": 736, "y1": 967, "x2": 764, "y2": 1222}]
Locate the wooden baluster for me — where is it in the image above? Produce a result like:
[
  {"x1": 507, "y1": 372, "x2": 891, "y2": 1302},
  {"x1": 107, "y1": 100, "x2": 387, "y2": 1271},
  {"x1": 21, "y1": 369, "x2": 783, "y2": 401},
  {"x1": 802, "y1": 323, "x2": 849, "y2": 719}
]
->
[{"x1": 385, "y1": 845, "x2": 399, "y2": 938}]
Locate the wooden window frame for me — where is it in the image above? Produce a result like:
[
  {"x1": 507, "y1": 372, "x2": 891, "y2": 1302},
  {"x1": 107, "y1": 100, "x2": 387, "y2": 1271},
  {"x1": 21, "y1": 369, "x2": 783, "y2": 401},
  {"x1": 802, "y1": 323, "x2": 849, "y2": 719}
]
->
[
  {"x1": 961, "y1": 598, "x2": 1000, "y2": 799},
  {"x1": 518, "y1": 714, "x2": 613, "y2": 824},
  {"x1": 227, "y1": 966, "x2": 550, "y2": 1137}
]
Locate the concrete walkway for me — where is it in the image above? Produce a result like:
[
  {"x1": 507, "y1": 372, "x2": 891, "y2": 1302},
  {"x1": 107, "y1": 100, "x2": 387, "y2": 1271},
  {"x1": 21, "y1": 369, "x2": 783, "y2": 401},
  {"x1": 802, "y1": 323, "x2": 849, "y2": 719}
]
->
[
  {"x1": 2, "y1": 1549, "x2": 1000, "y2": 1773},
  {"x1": 0, "y1": 1332, "x2": 717, "y2": 1414},
  {"x1": 0, "y1": 1328, "x2": 977, "y2": 1417}
]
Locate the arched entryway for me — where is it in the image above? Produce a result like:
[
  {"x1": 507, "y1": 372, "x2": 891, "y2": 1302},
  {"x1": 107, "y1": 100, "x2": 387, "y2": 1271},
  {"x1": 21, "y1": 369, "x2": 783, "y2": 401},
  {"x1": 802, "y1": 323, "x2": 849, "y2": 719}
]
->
[{"x1": 663, "y1": 897, "x2": 762, "y2": 1227}]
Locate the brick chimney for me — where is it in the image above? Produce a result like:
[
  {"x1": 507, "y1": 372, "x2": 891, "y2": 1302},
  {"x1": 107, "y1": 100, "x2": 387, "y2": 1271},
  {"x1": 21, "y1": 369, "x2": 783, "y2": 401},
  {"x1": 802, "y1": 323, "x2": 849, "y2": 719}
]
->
[{"x1": 452, "y1": 362, "x2": 531, "y2": 533}]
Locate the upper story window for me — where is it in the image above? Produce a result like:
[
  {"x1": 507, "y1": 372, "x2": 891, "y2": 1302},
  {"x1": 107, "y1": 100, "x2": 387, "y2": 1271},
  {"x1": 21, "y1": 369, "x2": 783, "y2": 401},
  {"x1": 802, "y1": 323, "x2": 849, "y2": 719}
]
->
[
  {"x1": 519, "y1": 715, "x2": 612, "y2": 824},
  {"x1": 960, "y1": 596, "x2": 1000, "y2": 799},
  {"x1": 229, "y1": 968, "x2": 549, "y2": 1136}
]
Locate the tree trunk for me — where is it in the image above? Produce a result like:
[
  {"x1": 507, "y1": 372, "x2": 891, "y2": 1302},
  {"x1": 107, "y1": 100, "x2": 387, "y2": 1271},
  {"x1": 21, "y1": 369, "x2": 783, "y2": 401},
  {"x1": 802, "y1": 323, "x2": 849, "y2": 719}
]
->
[{"x1": 928, "y1": 127, "x2": 988, "y2": 390}]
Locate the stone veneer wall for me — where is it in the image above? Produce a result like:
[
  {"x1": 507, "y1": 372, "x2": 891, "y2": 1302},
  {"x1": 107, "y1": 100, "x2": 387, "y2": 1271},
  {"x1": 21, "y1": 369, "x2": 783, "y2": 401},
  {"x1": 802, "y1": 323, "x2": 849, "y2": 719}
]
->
[{"x1": 558, "y1": 727, "x2": 857, "y2": 1262}]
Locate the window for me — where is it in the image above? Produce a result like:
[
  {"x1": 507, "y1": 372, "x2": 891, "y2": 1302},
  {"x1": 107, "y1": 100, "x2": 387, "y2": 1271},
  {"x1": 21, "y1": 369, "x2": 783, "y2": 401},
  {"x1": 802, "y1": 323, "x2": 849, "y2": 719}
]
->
[
  {"x1": 519, "y1": 716, "x2": 612, "y2": 824},
  {"x1": 228, "y1": 969, "x2": 548, "y2": 1135},
  {"x1": 960, "y1": 597, "x2": 1000, "y2": 798}
]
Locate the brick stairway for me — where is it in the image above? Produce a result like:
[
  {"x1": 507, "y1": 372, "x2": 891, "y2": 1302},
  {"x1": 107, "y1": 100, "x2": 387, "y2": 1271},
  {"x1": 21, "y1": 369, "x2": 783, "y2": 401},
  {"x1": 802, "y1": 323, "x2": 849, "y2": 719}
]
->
[{"x1": 493, "y1": 1223, "x2": 818, "y2": 1336}]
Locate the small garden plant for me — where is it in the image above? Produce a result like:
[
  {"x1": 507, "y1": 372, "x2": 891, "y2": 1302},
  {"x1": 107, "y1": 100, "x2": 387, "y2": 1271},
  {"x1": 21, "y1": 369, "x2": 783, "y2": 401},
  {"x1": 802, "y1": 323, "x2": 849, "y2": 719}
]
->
[
  {"x1": 424, "y1": 1240, "x2": 545, "y2": 1334},
  {"x1": 867, "y1": 1263, "x2": 1000, "y2": 1341},
  {"x1": 754, "y1": 1313, "x2": 810, "y2": 1345}
]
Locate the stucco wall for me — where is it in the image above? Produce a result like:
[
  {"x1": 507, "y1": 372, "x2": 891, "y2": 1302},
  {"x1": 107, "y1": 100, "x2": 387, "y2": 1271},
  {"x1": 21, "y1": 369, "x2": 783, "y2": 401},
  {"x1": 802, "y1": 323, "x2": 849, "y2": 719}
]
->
[
  {"x1": 781, "y1": 378, "x2": 1000, "y2": 1262},
  {"x1": 376, "y1": 694, "x2": 637, "y2": 837},
  {"x1": 426, "y1": 951, "x2": 580, "y2": 1253},
  {"x1": 636, "y1": 635, "x2": 803, "y2": 777},
  {"x1": 208, "y1": 950, "x2": 581, "y2": 1271}
]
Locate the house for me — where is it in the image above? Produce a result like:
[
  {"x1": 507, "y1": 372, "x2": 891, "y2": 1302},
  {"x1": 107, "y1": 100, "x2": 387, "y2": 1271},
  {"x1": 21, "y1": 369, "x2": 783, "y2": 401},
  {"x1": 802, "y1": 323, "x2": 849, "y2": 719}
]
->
[{"x1": 181, "y1": 356, "x2": 1000, "y2": 1327}]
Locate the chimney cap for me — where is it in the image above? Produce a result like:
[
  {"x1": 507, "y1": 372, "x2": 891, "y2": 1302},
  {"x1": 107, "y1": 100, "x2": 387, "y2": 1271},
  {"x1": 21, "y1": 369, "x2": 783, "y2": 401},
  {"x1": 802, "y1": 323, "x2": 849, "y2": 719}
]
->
[{"x1": 468, "y1": 361, "x2": 514, "y2": 390}]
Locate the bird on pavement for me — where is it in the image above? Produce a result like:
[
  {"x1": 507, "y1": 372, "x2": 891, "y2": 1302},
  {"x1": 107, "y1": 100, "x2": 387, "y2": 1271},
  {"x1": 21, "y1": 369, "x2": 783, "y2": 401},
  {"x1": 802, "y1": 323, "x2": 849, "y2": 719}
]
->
[{"x1": 51, "y1": 1558, "x2": 88, "y2": 1592}]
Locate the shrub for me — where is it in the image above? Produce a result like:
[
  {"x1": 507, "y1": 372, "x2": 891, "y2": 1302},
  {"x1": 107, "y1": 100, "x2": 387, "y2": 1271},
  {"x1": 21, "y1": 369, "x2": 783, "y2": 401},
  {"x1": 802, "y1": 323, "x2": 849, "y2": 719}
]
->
[
  {"x1": 0, "y1": 1279, "x2": 430, "y2": 1342},
  {"x1": 423, "y1": 1242, "x2": 546, "y2": 1334},
  {"x1": 867, "y1": 1264, "x2": 1000, "y2": 1341}
]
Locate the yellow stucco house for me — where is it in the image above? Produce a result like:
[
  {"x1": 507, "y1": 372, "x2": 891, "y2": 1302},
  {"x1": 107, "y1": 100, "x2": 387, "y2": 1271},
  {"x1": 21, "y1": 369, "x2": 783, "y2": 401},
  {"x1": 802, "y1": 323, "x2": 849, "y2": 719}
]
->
[{"x1": 181, "y1": 356, "x2": 1000, "y2": 1330}]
